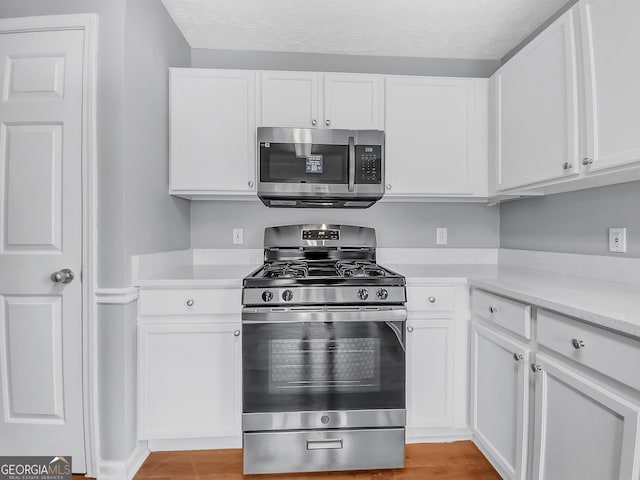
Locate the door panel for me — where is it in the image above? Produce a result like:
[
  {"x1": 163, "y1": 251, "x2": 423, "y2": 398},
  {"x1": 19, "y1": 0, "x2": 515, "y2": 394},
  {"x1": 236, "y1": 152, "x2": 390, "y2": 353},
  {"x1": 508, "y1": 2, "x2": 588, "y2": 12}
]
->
[{"x1": 0, "y1": 28, "x2": 85, "y2": 470}]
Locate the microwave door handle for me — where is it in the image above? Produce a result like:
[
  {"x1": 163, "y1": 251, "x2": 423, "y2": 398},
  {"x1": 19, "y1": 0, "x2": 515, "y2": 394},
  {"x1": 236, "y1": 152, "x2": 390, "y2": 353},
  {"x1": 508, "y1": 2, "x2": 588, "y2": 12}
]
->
[{"x1": 348, "y1": 136, "x2": 355, "y2": 192}]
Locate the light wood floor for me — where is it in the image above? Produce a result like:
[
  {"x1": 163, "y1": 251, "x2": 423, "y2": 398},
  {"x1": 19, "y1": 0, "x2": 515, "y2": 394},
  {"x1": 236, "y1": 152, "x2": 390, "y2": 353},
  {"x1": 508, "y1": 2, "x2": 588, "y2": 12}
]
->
[{"x1": 133, "y1": 441, "x2": 501, "y2": 479}]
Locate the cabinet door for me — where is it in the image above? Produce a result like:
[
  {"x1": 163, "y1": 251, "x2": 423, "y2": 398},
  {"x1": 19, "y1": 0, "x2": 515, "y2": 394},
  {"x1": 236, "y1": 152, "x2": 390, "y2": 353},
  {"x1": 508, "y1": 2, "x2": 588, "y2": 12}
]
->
[
  {"x1": 323, "y1": 74, "x2": 382, "y2": 130},
  {"x1": 169, "y1": 69, "x2": 256, "y2": 194},
  {"x1": 384, "y1": 76, "x2": 483, "y2": 196},
  {"x1": 259, "y1": 71, "x2": 319, "y2": 128},
  {"x1": 580, "y1": 0, "x2": 640, "y2": 172},
  {"x1": 471, "y1": 323, "x2": 529, "y2": 480},
  {"x1": 138, "y1": 322, "x2": 242, "y2": 439},
  {"x1": 406, "y1": 319, "x2": 454, "y2": 429},
  {"x1": 531, "y1": 355, "x2": 640, "y2": 480},
  {"x1": 496, "y1": 9, "x2": 579, "y2": 190}
]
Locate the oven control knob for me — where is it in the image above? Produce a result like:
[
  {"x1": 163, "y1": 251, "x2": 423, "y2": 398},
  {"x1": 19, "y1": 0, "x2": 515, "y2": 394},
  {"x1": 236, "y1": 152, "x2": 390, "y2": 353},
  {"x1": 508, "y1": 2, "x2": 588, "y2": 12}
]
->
[
  {"x1": 261, "y1": 290, "x2": 273, "y2": 302},
  {"x1": 377, "y1": 288, "x2": 389, "y2": 300},
  {"x1": 357, "y1": 288, "x2": 369, "y2": 300},
  {"x1": 282, "y1": 289, "x2": 293, "y2": 302},
  {"x1": 320, "y1": 415, "x2": 330, "y2": 424}
]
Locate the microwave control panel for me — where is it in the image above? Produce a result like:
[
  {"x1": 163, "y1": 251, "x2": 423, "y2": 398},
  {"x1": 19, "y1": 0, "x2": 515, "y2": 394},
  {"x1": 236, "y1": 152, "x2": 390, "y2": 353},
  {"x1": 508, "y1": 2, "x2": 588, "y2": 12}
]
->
[{"x1": 355, "y1": 145, "x2": 382, "y2": 184}]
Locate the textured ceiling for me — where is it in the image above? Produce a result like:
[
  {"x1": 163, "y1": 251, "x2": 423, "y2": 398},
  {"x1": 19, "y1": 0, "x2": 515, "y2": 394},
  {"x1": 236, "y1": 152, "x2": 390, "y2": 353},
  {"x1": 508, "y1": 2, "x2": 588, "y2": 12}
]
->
[{"x1": 160, "y1": 0, "x2": 571, "y2": 60}]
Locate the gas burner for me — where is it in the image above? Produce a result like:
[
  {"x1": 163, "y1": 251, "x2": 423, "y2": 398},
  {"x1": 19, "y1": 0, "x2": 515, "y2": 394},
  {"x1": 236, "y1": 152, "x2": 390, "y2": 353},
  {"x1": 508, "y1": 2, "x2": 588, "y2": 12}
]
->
[
  {"x1": 263, "y1": 261, "x2": 309, "y2": 279},
  {"x1": 336, "y1": 261, "x2": 386, "y2": 278}
]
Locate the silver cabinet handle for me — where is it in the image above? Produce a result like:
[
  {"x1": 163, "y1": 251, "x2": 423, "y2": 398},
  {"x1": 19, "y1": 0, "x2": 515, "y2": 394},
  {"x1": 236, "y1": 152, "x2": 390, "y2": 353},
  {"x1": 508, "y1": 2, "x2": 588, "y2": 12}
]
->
[
  {"x1": 325, "y1": 119, "x2": 331, "y2": 126},
  {"x1": 531, "y1": 364, "x2": 542, "y2": 373},
  {"x1": 311, "y1": 119, "x2": 317, "y2": 126},
  {"x1": 248, "y1": 180, "x2": 254, "y2": 188},
  {"x1": 489, "y1": 306, "x2": 498, "y2": 314},
  {"x1": 386, "y1": 184, "x2": 392, "y2": 190},
  {"x1": 563, "y1": 162, "x2": 574, "y2": 170},
  {"x1": 428, "y1": 297, "x2": 436, "y2": 303},
  {"x1": 571, "y1": 338, "x2": 585, "y2": 349},
  {"x1": 51, "y1": 268, "x2": 74, "y2": 284},
  {"x1": 581, "y1": 157, "x2": 593, "y2": 166},
  {"x1": 406, "y1": 325, "x2": 414, "y2": 333},
  {"x1": 513, "y1": 353, "x2": 524, "y2": 362},
  {"x1": 233, "y1": 330, "x2": 241, "y2": 337},
  {"x1": 186, "y1": 299, "x2": 194, "y2": 307}
]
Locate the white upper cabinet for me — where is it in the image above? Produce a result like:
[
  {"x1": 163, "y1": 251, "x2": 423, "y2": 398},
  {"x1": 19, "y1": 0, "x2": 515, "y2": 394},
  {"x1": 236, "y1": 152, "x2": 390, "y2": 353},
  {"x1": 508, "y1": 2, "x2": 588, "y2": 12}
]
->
[
  {"x1": 495, "y1": 9, "x2": 579, "y2": 191},
  {"x1": 385, "y1": 76, "x2": 488, "y2": 197},
  {"x1": 259, "y1": 71, "x2": 383, "y2": 130},
  {"x1": 170, "y1": 68, "x2": 256, "y2": 196},
  {"x1": 579, "y1": 0, "x2": 640, "y2": 172}
]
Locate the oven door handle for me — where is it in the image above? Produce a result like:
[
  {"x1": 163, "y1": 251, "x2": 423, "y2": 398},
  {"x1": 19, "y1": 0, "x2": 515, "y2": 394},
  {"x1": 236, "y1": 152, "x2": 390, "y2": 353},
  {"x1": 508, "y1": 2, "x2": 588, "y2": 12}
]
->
[
  {"x1": 385, "y1": 321, "x2": 406, "y2": 353},
  {"x1": 242, "y1": 306, "x2": 407, "y2": 324},
  {"x1": 348, "y1": 136, "x2": 355, "y2": 192}
]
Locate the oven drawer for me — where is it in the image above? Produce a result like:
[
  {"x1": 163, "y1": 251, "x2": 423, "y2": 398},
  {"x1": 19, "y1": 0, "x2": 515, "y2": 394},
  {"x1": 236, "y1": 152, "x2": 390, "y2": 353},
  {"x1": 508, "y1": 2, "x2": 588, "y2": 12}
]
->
[
  {"x1": 243, "y1": 428, "x2": 405, "y2": 474},
  {"x1": 537, "y1": 309, "x2": 640, "y2": 391},
  {"x1": 471, "y1": 289, "x2": 531, "y2": 339},
  {"x1": 139, "y1": 288, "x2": 241, "y2": 316},
  {"x1": 407, "y1": 285, "x2": 455, "y2": 313}
]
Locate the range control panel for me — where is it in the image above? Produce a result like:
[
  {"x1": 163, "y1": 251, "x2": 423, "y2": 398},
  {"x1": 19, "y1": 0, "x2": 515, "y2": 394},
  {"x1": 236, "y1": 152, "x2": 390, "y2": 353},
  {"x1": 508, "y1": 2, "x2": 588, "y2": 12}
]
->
[
  {"x1": 355, "y1": 145, "x2": 382, "y2": 184},
  {"x1": 302, "y1": 229, "x2": 340, "y2": 241}
]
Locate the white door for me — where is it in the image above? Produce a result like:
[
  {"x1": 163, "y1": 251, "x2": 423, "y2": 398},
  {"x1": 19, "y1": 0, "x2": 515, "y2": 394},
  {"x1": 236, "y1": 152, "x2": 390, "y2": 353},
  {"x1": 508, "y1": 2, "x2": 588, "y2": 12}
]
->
[
  {"x1": 531, "y1": 355, "x2": 640, "y2": 480},
  {"x1": 259, "y1": 71, "x2": 320, "y2": 128},
  {"x1": 0, "y1": 29, "x2": 85, "y2": 470},
  {"x1": 471, "y1": 323, "x2": 529, "y2": 480},
  {"x1": 323, "y1": 74, "x2": 382, "y2": 130},
  {"x1": 580, "y1": 0, "x2": 640, "y2": 172},
  {"x1": 496, "y1": 9, "x2": 579, "y2": 190}
]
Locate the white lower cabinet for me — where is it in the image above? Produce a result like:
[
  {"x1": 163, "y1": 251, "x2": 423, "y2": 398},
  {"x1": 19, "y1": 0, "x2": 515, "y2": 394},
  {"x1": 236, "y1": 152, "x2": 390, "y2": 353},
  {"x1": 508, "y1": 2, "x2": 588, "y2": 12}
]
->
[
  {"x1": 138, "y1": 321, "x2": 242, "y2": 440},
  {"x1": 530, "y1": 355, "x2": 640, "y2": 480},
  {"x1": 471, "y1": 322, "x2": 530, "y2": 480},
  {"x1": 406, "y1": 319, "x2": 455, "y2": 429}
]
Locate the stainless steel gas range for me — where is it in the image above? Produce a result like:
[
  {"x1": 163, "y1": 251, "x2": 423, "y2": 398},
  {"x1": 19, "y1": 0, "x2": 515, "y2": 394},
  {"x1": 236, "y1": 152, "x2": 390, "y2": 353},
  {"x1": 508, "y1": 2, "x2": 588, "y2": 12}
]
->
[{"x1": 241, "y1": 224, "x2": 407, "y2": 475}]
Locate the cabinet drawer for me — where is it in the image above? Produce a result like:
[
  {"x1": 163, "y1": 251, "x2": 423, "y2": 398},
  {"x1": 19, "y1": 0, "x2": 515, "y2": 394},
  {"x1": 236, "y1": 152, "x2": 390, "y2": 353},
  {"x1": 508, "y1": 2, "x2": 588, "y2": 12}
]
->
[
  {"x1": 139, "y1": 288, "x2": 241, "y2": 316},
  {"x1": 406, "y1": 285, "x2": 455, "y2": 313},
  {"x1": 537, "y1": 310, "x2": 640, "y2": 391},
  {"x1": 471, "y1": 289, "x2": 531, "y2": 339}
]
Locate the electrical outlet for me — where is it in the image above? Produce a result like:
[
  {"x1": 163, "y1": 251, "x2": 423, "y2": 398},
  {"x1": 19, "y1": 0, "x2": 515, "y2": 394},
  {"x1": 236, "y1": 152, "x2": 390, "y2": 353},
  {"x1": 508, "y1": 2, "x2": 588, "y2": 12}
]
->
[
  {"x1": 233, "y1": 228, "x2": 243, "y2": 245},
  {"x1": 609, "y1": 227, "x2": 626, "y2": 253},
  {"x1": 436, "y1": 227, "x2": 448, "y2": 245}
]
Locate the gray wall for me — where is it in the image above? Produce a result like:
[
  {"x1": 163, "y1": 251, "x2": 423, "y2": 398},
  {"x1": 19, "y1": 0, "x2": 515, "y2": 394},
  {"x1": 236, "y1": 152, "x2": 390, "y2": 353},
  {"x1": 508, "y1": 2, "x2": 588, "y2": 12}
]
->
[
  {"x1": 500, "y1": 181, "x2": 640, "y2": 258},
  {"x1": 191, "y1": 201, "x2": 501, "y2": 249},
  {"x1": 192, "y1": 49, "x2": 500, "y2": 78}
]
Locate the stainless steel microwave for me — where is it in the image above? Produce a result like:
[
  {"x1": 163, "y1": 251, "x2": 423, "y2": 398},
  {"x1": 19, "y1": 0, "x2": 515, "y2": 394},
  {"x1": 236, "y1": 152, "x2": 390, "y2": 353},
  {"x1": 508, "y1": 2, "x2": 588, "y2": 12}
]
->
[{"x1": 257, "y1": 127, "x2": 385, "y2": 208}]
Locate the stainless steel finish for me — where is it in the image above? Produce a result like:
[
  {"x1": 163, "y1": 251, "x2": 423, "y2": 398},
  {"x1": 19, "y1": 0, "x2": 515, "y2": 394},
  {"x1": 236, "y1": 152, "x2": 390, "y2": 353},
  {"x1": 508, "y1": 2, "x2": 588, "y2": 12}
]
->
[
  {"x1": 428, "y1": 296, "x2": 436, "y2": 303},
  {"x1": 377, "y1": 288, "x2": 389, "y2": 300},
  {"x1": 531, "y1": 364, "x2": 542, "y2": 372},
  {"x1": 563, "y1": 162, "x2": 574, "y2": 170},
  {"x1": 243, "y1": 428, "x2": 405, "y2": 474},
  {"x1": 186, "y1": 299, "x2": 194, "y2": 307},
  {"x1": 248, "y1": 180, "x2": 254, "y2": 187},
  {"x1": 325, "y1": 119, "x2": 331, "y2": 126},
  {"x1": 406, "y1": 325, "x2": 414, "y2": 333},
  {"x1": 582, "y1": 157, "x2": 594, "y2": 165},
  {"x1": 244, "y1": 284, "x2": 406, "y2": 306},
  {"x1": 233, "y1": 329, "x2": 241, "y2": 337},
  {"x1": 242, "y1": 304, "x2": 407, "y2": 324},
  {"x1": 264, "y1": 224, "x2": 377, "y2": 249},
  {"x1": 311, "y1": 119, "x2": 317, "y2": 126},
  {"x1": 348, "y1": 136, "x2": 355, "y2": 193},
  {"x1": 243, "y1": 409, "x2": 406, "y2": 431},
  {"x1": 513, "y1": 353, "x2": 524, "y2": 361},
  {"x1": 258, "y1": 127, "x2": 384, "y2": 146},
  {"x1": 571, "y1": 338, "x2": 585, "y2": 349},
  {"x1": 50, "y1": 268, "x2": 74, "y2": 284},
  {"x1": 489, "y1": 306, "x2": 498, "y2": 313},
  {"x1": 357, "y1": 288, "x2": 368, "y2": 300}
]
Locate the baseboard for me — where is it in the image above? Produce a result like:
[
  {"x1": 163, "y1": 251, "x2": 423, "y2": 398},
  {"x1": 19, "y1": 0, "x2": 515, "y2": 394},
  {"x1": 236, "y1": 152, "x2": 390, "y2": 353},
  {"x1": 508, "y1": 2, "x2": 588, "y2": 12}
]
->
[
  {"x1": 148, "y1": 436, "x2": 242, "y2": 451},
  {"x1": 472, "y1": 434, "x2": 510, "y2": 480},
  {"x1": 98, "y1": 442, "x2": 149, "y2": 480},
  {"x1": 406, "y1": 427, "x2": 472, "y2": 443}
]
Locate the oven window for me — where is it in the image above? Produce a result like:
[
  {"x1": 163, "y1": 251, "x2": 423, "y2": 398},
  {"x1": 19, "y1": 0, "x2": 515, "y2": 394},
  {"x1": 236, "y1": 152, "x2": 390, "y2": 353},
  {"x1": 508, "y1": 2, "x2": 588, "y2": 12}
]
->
[
  {"x1": 243, "y1": 321, "x2": 405, "y2": 413},
  {"x1": 260, "y1": 143, "x2": 348, "y2": 184}
]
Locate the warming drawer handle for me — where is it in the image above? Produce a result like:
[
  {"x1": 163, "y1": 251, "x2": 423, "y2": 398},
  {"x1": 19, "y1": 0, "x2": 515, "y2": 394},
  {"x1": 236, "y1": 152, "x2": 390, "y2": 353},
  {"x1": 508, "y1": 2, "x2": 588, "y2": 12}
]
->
[{"x1": 306, "y1": 439, "x2": 343, "y2": 450}]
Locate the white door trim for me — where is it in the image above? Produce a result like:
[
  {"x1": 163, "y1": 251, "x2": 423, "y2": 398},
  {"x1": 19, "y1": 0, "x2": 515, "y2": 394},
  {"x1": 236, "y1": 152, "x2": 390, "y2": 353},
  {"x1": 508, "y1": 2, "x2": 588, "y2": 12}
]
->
[{"x1": 0, "y1": 14, "x2": 99, "y2": 477}]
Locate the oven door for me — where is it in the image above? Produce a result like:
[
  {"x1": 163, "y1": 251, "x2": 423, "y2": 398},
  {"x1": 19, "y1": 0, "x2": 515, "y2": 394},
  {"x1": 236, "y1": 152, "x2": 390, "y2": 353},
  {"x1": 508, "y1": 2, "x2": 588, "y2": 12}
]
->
[{"x1": 242, "y1": 306, "x2": 406, "y2": 430}]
